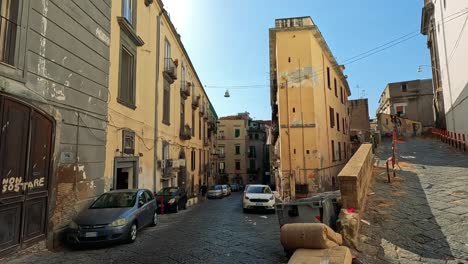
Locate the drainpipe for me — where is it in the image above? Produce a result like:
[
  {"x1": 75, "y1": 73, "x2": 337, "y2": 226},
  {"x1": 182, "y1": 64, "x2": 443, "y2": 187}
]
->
[{"x1": 153, "y1": 12, "x2": 162, "y2": 193}]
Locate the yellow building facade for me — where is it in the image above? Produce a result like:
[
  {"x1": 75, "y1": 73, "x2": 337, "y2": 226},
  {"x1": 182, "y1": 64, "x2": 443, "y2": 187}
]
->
[
  {"x1": 217, "y1": 114, "x2": 249, "y2": 184},
  {"x1": 270, "y1": 17, "x2": 351, "y2": 199},
  {"x1": 105, "y1": 0, "x2": 217, "y2": 194}
]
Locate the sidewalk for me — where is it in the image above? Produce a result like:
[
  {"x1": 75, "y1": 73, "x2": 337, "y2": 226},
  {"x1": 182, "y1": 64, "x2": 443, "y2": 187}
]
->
[{"x1": 356, "y1": 137, "x2": 468, "y2": 264}]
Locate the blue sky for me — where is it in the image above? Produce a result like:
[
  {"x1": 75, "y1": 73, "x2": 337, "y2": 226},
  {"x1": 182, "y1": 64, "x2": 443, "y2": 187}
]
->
[{"x1": 163, "y1": 0, "x2": 432, "y2": 120}]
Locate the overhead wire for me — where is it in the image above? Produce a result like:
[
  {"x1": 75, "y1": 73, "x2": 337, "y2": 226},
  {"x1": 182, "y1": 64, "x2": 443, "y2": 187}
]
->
[{"x1": 203, "y1": 7, "x2": 468, "y2": 90}]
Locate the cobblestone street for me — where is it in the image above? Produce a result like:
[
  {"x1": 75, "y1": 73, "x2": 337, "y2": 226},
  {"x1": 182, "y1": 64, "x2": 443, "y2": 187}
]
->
[
  {"x1": 357, "y1": 138, "x2": 468, "y2": 264},
  {"x1": 4, "y1": 194, "x2": 286, "y2": 264}
]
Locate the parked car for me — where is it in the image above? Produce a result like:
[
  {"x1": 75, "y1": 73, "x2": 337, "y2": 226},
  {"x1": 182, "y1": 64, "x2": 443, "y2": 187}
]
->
[
  {"x1": 155, "y1": 187, "x2": 187, "y2": 213},
  {"x1": 242, "y1": 184, "x2": 275, "y2": 213},
  {"x1": 230, "y1": 184, "x2": 240, "y2": 192},
  {"x1": 66, "y1": 189, "x2": 157, "y2": 245},
  {"x1": 221, "y1": 184, "x2": 230, "y2": 196},
  {"x1": 207, "y1": 185, "x2": 224, "y2": 199}
]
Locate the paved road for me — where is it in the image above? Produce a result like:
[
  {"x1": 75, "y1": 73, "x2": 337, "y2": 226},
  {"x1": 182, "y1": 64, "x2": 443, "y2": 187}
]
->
[
  {"x1": 357, "y1": 137, "x2": 468, "y2": 264},
  {"x1": 5, "y1": 193, "x2": 287, "y2": 264}
]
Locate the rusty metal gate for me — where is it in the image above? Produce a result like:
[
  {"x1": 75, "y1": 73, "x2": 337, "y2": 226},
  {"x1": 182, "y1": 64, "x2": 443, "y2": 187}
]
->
[{"x1": 0, "y1": 96, "x2": 54, "y2": 256}]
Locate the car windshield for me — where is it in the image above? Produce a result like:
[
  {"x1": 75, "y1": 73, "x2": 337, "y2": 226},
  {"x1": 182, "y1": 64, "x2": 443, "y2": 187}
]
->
[
  {"x1": 90, "y1": 192, "x2": 136, "y2": 209},
  {"x1": 157, "y1": 188, "x2": 178, "y2": 195},
  {"x1": 210, "y1": 185, "x2": 222, "y2": 190},
  {"x1": 247, "y1": 186, "x2": 271, "y2": 194}
]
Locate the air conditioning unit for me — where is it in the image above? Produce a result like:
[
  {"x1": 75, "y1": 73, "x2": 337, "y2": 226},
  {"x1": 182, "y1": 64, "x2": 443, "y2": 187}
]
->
[{"x1": 160, "y1": 160, "x2": 166, "y2": 169}]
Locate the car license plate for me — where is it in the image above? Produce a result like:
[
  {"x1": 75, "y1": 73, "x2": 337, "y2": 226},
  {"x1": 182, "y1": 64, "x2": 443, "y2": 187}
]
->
[
  {"x1": 85, "y1": 232, "x2": 98, "y2": 238},
  {"x1": 256, "y1": 203, "x2": 263, "y2": 206}
]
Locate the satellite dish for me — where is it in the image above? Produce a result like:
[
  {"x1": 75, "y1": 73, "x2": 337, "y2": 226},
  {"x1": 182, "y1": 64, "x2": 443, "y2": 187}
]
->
[{"x1": 224, "y1": 89, "x2": 230, "y2": 98}]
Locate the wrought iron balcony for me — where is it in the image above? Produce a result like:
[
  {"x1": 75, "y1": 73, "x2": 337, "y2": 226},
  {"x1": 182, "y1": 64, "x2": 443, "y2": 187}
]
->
[
  {"x1": 180, "y1": 124, "x2": 192, "y2": 140},
  {"x1": 180, "y1": 81, "x2": 191, "y2": 99},
  {"x1": 163, "y1": 58, "x2": 177, "y2": 83},
  {"x1": 192, "y1": 95, "x2": 200, "y2": 109}
]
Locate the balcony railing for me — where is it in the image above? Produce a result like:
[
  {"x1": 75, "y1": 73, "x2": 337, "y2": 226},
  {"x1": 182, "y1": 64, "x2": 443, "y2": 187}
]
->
[
  {"x1": 218, "y1": 153, "x2": 225, "y2": 158},
  {"x1": 248, "y1": 153, "x2": 256, "y2": 158},
  {"x1": 180, "y1": 81, "x2": 191, "y2": 99},
  {"x1": 163, "y1": 58, "x2": 177, "y2": 83},
  {"x1": 180, "y1": 124, "x2": 192, "y2": 140},
  {"x1": 192, "y1": 95, "x2": 200, "y2": 109}
]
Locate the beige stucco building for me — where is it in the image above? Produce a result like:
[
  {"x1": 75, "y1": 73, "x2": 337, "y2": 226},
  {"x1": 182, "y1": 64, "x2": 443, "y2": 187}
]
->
[
  {"x1": 105, "y1": 0, "x2": 217, "y2": 195},
  {"x1": 376, "y1": 79, "x2": 434, "y2": 131},
  {"x1": 270, "y1": 17, "x2": 351, "y2": 199}
]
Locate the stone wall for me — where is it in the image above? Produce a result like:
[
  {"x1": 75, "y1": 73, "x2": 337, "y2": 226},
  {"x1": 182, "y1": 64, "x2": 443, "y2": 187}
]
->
[
  {"x1": 338, "y1": 144, "x2": 374, "y2": 210},
  {"x1": 337, "y1": 144, "x2": 374, "y2": 245}
]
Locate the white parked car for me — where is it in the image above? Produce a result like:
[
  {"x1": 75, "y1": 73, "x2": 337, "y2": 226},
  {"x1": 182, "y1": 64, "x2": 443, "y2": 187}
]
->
[{"x1": 242, "y1": 184, "x2": 275, "y2": 213}]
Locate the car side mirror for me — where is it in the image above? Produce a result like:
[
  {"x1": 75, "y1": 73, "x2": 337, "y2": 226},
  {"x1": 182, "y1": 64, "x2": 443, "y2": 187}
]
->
[{"x1": 138, "y1": 200, "x2": 144, "y2": 208}]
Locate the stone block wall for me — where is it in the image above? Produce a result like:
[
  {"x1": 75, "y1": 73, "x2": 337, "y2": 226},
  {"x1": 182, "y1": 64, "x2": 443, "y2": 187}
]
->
[{"x1": 338, "y1": 144, "x2": 374, "y2": 210}]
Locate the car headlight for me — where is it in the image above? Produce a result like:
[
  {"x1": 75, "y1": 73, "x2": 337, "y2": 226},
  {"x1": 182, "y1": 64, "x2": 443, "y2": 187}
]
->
[
  {"x1": 168, "y1": 198, "x2": 175, "y2": 204},
  {"x1": 108, "y1": 218, "x2": 127, "y2": 227},
  {"x1": 244, "y1": 196, "x2": 250, "y2": 200},
  {"x1": 69, "y1": 220, "x2": 78, "y2": 229}
]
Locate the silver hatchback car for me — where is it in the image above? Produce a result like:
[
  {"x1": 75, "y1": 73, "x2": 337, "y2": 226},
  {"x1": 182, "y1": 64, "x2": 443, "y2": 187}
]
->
[{"x1": 66, "y1": 189, "x2": 157, "y2": 245}]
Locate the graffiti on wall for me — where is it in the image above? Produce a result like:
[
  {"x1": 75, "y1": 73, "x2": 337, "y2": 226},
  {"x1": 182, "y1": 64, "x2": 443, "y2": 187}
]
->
[{"x1": 2, "y1": 177, "x2": 45, "y2": 193}]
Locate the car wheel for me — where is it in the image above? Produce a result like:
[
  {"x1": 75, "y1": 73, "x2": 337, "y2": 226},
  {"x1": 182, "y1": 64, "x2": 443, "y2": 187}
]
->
[
  {"x1": 151, "y1": 211, "x2": 158, "y2": 226},
  {"x1": 126, "y1": 223, "x2": 137, "y2": 243}
]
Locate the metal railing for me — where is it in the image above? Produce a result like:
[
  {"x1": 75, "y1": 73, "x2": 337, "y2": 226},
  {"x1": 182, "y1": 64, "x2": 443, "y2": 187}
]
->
[{"x1": 432, "y1": 128, "x2": 467, "y2": 152}]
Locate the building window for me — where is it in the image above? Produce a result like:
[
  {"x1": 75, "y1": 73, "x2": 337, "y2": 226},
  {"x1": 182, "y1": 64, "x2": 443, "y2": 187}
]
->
[
  {"x1": 255, "y1": 133, "x2": 259, "y2": 140},
  {"x1": 327, "y1": 67, "x2": 331, "y2": 89},
  {"x1": 0, "y1": 0, "x2": 19, "y2": 65},
  {"x1": 329, "y1": 107, "x2": 335, "y2": 128},
  {"x1": 249, "y1": 159, "x2": 256, "y2": 170},
  {"x1": 338, "y1": 142, "x2": 341, "y2": 161},
  {"x1": 191, "y1": 149, "x2": 196, "y2": 171},
  {"x1": 122, "y1": 0, "x2": 135, "y2": 25},
  {"x1": 249, "y1": 134, "x2": 253, "y2": 140},
  {"x1": 344, "y1": 142, "x2": 347, "y2": 160},
  {"x1": 249, "y1": 146, "x2": 256, "y2": 158},
  {"x1": 199, "y1": 115, "x2": 202, "y2": 140},
  {"x1": 191, "y1": 109, "x2": 195, "y2": 136},
  {"x1": 235, "y1": 160, "x2": 241, "y2": 170},
  {"x1": 334, "y1": 78, "x2": 338, "y2": 97},
  {"x1": 331, "y1": 140, "x2": 335, "y2": 161},
  {"x1": 162, "y1": 80, "x2": 170, "y2": 124},
  {"x1": 235, "y1": 145, "x2": 240, "y2": 155},
  {"x1": 219, "y1": 162, "x2": 225, "y2": 173},
  {"x1": 164, "y1": 39, "x2": 171, "y2": 69},
  {"x1": 342, "y1": 118, "x2": 345, "y2": 135},
  {"x1": 396, "y1": 106, "x2": 405, "y2": 117},
  {"x1": 336, "y1": 113, "x2": 340, "y2": 131},
  {"x1": 122, "y1": 130, "x2": 135, "y2": 155},
  {"x1": 219, "y1": 146, "x2": 225, "y2": 156},
  {"x1": 401, "y1": 83, "x2": 407, "y2": 92},
  {"x1": 340, "y1": 86, "x2": 344, "y2": 104},
  {"x1": 118, "y1": 47, "x2": 136, "y2": 108},
  {"x1": 180, "y1": 100, "x2": 185, "y2": 134},
  {"x1": 235, "y1": 128, "x2": 240, "y2": 138},
  {"x1": 386, "y1": 118, "x2": 389, "y2": 125},
  {"x1": 162, "y1": 141, "x2": 169, "y2": 160},
  {"x1": 181, "y1": 63, "x2": 185, "y2": 92}
]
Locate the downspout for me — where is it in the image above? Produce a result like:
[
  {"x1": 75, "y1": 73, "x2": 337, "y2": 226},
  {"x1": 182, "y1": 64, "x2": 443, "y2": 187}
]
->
[{"x1": 153, "y1": 12, "x2": 162, "y2": 192}]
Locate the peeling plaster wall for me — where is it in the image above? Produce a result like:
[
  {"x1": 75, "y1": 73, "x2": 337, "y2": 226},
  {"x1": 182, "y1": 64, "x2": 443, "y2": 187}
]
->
[{"x1": 0, "y1": 0, "x2": 111, "y2": 249}]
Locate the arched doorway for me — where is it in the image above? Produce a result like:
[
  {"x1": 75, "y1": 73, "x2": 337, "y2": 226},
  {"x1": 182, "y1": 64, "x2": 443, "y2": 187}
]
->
[
  {"x1": 0, "y1": 95, "x2": 54, "y2": 256},
  {"x1": 177, "y1": 150, "x2": 186, "y2": 189}
]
